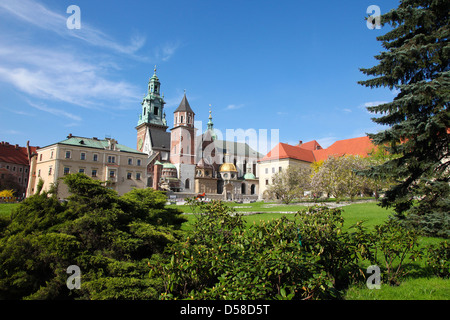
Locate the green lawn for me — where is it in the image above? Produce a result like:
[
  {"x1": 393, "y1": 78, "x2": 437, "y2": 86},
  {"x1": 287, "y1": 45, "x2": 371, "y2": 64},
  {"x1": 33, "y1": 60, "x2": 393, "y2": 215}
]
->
[{"x1": 0, "y1": 203, "x2": 19, "y2": 218}]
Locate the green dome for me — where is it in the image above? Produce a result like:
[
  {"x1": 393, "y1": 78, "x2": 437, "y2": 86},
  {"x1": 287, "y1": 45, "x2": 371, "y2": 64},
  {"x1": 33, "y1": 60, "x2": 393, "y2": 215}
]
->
[
  {"x1": 163, "y1": 162, "x2": 177, "y2": 169},
  {"x1": 243, "y1": 172, "x2": 256, "y2": 180}
]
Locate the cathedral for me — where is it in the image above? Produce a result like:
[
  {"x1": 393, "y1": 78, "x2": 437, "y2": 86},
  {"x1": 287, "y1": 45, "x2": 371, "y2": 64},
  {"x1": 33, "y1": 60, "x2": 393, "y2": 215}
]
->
[{"x1": 136, "y1": 68, "x2": 261, "y2": 201}]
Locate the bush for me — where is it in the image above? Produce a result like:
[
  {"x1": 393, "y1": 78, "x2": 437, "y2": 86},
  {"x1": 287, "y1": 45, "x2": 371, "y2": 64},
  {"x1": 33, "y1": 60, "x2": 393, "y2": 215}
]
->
[
  {"x1": 0, "y1": 173, "x2": 185, "y2": 299},
  {"x1": 426, "y1": 241, "x2": 449, "y2": 278},
  {"x1": 152, "y1": 201, "x2": 373, "y2": 300}
]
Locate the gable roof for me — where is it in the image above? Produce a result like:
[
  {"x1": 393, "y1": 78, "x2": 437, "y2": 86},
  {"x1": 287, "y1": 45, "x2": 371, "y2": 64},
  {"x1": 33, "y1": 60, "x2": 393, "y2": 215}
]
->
[
  {"x1": 312, "y1": 136, "x2": 375, "y2": 162},
  {"x1": 260, "y1": 136, "x2": 376, "y2": 163},
  {"x1": 259, "y1": 142, "x2": 315, "y2": 163},
  {"x1": 174, "y1": 93, "x2": 195, "y2": 114},
  {"x1": 297, "y1": 140, "x2": 322, "y2": 151}
]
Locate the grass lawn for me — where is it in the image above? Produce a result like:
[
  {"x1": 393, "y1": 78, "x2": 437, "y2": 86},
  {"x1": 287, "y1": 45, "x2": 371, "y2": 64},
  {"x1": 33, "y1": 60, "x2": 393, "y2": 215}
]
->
[{"x1": 0, "y1": 203, "x2": 19, "y2": 218}]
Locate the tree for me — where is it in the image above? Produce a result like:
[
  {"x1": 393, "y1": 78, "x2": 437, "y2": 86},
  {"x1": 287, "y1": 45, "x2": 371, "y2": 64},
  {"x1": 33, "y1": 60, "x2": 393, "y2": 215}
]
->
[
  {"x1": 310, "y1": 155, "x2": 370, "y2": 202},
  {"x1": 359, "y1": 0, "x2": 449, "y2": 237},
  {"x1": 0, "y1": 173, "x2": 186, "y2": 299},
  {"x1": 265, "y1": 165, "x2": 311, "y2": 204}
]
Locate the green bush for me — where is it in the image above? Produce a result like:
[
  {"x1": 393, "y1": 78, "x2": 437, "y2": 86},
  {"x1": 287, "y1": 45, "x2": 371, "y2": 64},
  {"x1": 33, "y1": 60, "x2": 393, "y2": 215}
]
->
[
  {"x1": 152, "y1": 200, "x2": 375, "y2": 300},
  {"x1": 0, "y1": 173, "x2": 185, "y2": 300},
  {"x1": 426, "y1": 241, "x2": 449, "y2": 278}
]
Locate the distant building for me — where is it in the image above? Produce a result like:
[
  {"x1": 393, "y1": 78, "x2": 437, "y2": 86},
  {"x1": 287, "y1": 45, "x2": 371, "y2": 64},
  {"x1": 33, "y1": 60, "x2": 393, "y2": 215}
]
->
[
  {"x1": 258, "y1": 136, "x2": 376, "y2": 197},
  {"x1": 0, "y1": 141, "x2": 37, "y2": 197},
  {"x1": 26, "y1": 135, "x2": 147, "y2": 198}
]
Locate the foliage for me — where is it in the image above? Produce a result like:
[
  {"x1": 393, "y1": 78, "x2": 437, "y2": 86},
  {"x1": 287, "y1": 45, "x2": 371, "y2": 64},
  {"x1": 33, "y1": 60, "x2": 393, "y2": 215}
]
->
[
  {"x1": 361, "y1": 219, "x2": 422, "y2": 286},
  {"x1": 310, "y1": 155, "x2": 374, "y2": 202},
  {"x1": 0, "y1": 173, "x2": 185, "y2": 300},
  {"x1": 0, "y1": 189, "x2": 15, "y2": 202},
  {"x1": 153, "y1": 199, "x2": 403, "y2": 300},
  {"x1": 426, "y1": 241, "x2": 449, "y2": 278},
  {"x1": 265, "y1": 165, "x2": 311, "y2": 204},
  {"x1": 152, "y1": 199, "x2": 335, "y2": 300},
  {"x1": 358, "y1": 0, "x2": 450, "y2": 237}
]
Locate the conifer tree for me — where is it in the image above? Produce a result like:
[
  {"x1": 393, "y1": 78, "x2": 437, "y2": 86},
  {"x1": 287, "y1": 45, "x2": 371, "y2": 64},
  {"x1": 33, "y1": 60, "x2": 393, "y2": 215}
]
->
[{"x1": 359, "y1": 0, "x2": 449, "y2": 237}]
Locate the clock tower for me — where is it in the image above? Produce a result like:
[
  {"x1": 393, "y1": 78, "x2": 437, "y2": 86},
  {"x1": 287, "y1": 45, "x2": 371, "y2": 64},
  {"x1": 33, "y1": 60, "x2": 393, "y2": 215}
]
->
[{"x1": 136, "y1": 67, "x2": 170, "y2": 161}]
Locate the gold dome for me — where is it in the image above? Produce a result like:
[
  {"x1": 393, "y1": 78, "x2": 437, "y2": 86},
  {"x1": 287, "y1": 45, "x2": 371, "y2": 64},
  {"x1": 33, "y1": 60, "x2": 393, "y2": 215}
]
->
[{"x1": 219, "y1": 163, "x2": 237, "y2": 172}]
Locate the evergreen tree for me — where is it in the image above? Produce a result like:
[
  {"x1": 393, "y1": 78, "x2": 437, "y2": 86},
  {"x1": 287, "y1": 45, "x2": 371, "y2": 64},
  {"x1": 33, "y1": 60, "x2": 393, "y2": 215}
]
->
[{"x1": 359, "y1": 0, "x2": 449, "y2": 237}]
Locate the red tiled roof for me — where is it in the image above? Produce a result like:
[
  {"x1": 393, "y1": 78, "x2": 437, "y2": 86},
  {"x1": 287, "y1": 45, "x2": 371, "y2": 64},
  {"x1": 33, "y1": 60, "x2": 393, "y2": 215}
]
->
[
  {"x1": 0, "y1": 142, "x2": 34, "y2": 166},
  {"x1": 297, "y1": 140, "x2": 322, "y2": 151},
  {"x1": 312, "y1": 136, "x2": 376, "y2": 162},
  {"x1": 259, "y1": 142, "x2": 316, "y2": 163}
]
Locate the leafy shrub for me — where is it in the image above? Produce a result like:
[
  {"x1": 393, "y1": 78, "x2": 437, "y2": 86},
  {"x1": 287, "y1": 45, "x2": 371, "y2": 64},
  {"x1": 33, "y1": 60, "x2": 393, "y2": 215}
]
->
[
  {"x1": 152, "y1": 201, "x2": 372, "y2": 300},
  {"x1": 426, "y1": 241, "x2": 449, "y2": 278}
]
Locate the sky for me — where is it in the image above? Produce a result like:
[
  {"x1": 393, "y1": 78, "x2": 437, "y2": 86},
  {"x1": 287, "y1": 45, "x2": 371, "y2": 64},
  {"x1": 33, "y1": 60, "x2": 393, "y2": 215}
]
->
[{"x1": 0, "y1": 0, "x2": 400, "y2": 155}]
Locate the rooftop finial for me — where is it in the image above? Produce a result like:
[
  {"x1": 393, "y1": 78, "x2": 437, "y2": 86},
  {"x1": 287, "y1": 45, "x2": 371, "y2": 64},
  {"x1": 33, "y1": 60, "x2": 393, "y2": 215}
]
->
[{"x1": 154, "y1": 65, "x2": 157, "y2": 73}]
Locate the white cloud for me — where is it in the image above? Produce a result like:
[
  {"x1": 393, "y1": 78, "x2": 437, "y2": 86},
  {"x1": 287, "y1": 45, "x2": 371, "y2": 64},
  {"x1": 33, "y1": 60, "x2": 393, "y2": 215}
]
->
[{"x1": 0, "y1": 0, "x2": 146, "y2": 56}]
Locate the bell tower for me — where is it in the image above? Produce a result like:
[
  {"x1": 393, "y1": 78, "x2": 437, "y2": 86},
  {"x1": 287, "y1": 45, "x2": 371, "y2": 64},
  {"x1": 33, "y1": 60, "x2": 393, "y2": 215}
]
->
[
  {"x1": 170, "y1": 91, "x2": 196, "y2": 191},
  {"x1": 136, "y1": 67, "x2": 170, "y2": 159}
]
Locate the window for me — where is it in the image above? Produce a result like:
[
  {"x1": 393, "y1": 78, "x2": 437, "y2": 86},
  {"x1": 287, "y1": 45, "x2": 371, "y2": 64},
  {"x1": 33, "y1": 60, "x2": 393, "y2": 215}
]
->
[
  {"x1": 65, "y1": 151, "x2": 71, "y2": 159},
  {"x1": 128, "y1": 158, "x2": 133, "y2": 165},
  {"x1": 143, "y1": 107, "x2": 146, "y2": 115},
  {"x1": 50, "y1": 151, "x2": 54, "y2": 159},
  {"x1": 109, "y1": 170, "x2": 115, "y2": 178},
  {"x1": 279, "y1": 167, "x2": 282, "y2": 172},
  {"x1": 180, "y1": 116, "x2": 184, "y2": 123},
  {"x1": 265, "y1": 179, "x2": 269, "y2": 186},
  {"x1": 38, "y1": 169, "x2": 41, "y2": 177},
  {"x1": 272, "y1": 167, "x2": 275, "y2": 173},
  {"x1": 64, "y1": 167, "x2": 70, "y2": 175},
  {"x1": 80, "y1": 152, "x2": 86, "y2": 160},
  {"x1": 19, "y1": 167, "x2": 23, "y2": 172},
  {"x1": 91, "y1": 169, "x2": 97, "y2": 177},
  {"x1": 265, "y1": 168, "x2": 268, "y2": 174},
  {"x1": 136, "y1": 173, "x2": 141, "y2": 180},
  {"x1": 93, "y1": 154, "x2": 98, "y2": 162},
  {"x1": 154, "y1": 107, "x2": 159, "y2": 115},
  {"x1": 137, "y1": 159, "x2": 141, "y2": 166},
  {"x1": 79, "y1": 168, "x2": 85, "y2": 174},
  {"x1": 48, "y1": 167, "x2": 52, "y2": 175},
  {"x1": 127, "y1": 172, "x2": 132, "y2": 180},
  {"x1": 185, "y1": 178, "x2": 190, "y2": 189},
  {"x1": 12, "y1": 166, "x2": 16, "y2": 172},
  {"x1": 39, "y1": 154, "x2": 42, "y2": 161},
  {"x1": 108, "y1": 156, "x2": 115, "y2": 163}
]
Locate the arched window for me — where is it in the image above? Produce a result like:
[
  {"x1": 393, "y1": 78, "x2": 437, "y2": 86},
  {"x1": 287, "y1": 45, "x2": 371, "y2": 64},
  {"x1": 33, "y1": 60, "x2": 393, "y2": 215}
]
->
[
  {"x1": 250, "y1": 184, "x2": 256, "y2": 195},
  {"x1": 241, "y1": 183, "x2": 246, "y2": 195},
  {"x1": 185, "y1": 178, "x2": 190, "y2": 189}
]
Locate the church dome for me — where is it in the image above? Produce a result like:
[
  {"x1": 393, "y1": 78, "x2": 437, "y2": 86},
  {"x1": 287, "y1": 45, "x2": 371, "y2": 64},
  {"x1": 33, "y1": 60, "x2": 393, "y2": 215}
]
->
[
  {"x1": 219, "y1": 163, "x2": 237, "y2": 172},
  {"x1": 162, "y1": 162, "x2": 177, "y2": 169},
  {"x1": 243, "y1": 172, "x2": 256, "y2": 180}
]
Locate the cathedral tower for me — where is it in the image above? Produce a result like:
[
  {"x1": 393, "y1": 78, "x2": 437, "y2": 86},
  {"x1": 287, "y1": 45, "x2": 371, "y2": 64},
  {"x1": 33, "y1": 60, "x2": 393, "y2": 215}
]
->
[
  {"x1": 136, "y1": 67, "x2": 170, "y2": 161},
  {"x1": 170, "y1": 92, "x2": 196, "y2": 191}
]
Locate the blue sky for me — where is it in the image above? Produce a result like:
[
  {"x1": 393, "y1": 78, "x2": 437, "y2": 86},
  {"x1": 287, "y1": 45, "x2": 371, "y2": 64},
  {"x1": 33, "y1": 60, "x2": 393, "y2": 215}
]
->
[{"x1": 0, "y1": 0, "x2": 399, "y2": 154}]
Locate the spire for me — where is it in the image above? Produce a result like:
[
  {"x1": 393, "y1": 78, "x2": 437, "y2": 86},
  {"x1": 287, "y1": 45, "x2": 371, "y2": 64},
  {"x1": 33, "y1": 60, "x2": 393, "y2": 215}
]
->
[
  {"x1": 174, "y1": 92, "x2": 195, "y2": 114},
  {"x1": 207, "y1": 105, "x2": 214, "y2": 130},
  {"x1": 207, "y1": 105, "x2": 217, "y2": 140}
]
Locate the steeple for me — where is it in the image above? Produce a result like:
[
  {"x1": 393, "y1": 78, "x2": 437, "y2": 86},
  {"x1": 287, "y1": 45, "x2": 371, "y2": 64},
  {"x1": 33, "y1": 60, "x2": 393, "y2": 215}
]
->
[
  {"x1": 207, "y1": 105, "x2": 217, "y2": 140},
  {"x1": 137, "y1": 66, "x2": 166, "y2": 128}
]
